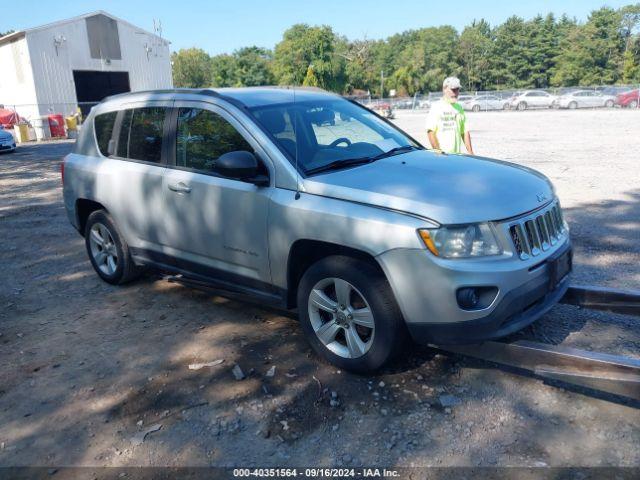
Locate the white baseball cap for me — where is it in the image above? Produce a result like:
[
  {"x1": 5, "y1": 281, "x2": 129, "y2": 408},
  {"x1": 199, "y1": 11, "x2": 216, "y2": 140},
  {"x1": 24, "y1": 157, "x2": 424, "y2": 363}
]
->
[{"x1": 443, "y1": 77, "x2": 461, "y2": 89}]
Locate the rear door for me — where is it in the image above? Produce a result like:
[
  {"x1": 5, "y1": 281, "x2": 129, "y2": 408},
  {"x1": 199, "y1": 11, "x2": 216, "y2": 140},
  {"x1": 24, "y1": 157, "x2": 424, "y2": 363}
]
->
[
  {"x1": 160, "y1": 101, "x2": 274, "y2": 287},
  {"x1": 94, "y1": 103, "x2": 171, "y2": 253}
]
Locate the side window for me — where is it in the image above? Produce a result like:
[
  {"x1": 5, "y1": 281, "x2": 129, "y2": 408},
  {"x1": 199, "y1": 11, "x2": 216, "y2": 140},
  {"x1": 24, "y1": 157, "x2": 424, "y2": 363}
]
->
[
  {"x1": 94, "y1": 111, "x2": 117, "y2": 156},
  {"x1": 116, "y1": 107, "x2": 165, "y2": 163},
  {"x1": 176, "y1": 108, "x2": 253, "y2": 173}
]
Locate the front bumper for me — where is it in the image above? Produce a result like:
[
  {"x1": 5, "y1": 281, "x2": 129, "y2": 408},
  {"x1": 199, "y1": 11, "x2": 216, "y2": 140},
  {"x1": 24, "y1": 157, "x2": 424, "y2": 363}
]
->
[
  {"x1": 376, "y1": 238, "x2": 572, "y2": 345},
  {"x1": 406, "y1": 266, "x2": 570, "y2": 344}
]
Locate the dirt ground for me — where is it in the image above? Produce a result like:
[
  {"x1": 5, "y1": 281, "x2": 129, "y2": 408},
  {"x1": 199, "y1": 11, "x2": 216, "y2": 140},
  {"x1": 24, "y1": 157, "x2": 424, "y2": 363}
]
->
[{"x1": 0, "y1": 109, "x2": 639, "y2": 469}]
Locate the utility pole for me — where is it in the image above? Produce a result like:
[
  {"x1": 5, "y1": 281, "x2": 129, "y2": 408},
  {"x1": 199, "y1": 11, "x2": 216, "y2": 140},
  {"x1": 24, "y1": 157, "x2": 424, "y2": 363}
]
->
[{"x1": 380, "y1": 70, "x2": 384, "y2": 100}]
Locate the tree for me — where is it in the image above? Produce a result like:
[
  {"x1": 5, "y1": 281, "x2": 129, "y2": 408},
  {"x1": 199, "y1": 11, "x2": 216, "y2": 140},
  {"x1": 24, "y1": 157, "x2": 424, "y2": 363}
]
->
[
  {"x1": 303, "y1": 65, "x2": 320, "y2": 87},
  {"x1": 459, "y1": 20, "x2": 492, "y2": 90},
  {"x1": 233, "y1": 47, "x2": 274, "y2": 86},
  {"x1": 552, "y1": 7, "x2": 624, "y2": 86},
  {"x1": 0, "y1": 29, "x2": 14, "y2": 37},
  {"x1": 273, "y1": 24, "x2": 346, "y2": 91},
  {"x1": 171, "y1": 48, "x2": 212, "y2": 88},
  {"x1": 210, "y1": 54, "x2": 237, "y2": 87}
]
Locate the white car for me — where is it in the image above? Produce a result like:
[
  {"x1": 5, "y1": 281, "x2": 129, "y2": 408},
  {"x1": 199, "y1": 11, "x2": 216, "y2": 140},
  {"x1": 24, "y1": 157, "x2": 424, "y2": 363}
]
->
[
  {"x1": 557, "y1": 90, "x2": 616, "y2": 109},
  {"x1": 509, "y1": 91, "x2": 558, "y2": 111},
  {"x1": 0, "y1": 128, "x2": 16, "y2": 153},
  {"x1": 460, "y1": 95, "x2": 510, "y2": 112}
]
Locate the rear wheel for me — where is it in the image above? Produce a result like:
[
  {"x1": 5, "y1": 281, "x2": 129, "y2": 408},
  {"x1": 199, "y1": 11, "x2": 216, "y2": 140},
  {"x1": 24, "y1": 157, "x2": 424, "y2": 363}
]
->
[
  {"x1": 605, "y1": 100, "x2": 614, "y2": 108},
  {"x1": 297, "y1": 255, "x2": 406, "y2": 373},
  {"x1": 85, "y1": 210, "x2": 141, "y2": 285},
  {"x1": 472, "y1": 104, "x2": 480, "y2": 112},
  {"x1": 629, "y1": 100, "x2": 638, "y2": 109}
]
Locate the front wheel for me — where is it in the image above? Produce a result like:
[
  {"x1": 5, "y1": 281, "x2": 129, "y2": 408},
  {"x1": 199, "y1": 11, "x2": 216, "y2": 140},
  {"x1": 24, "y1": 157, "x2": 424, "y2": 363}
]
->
[
  {"x1": 472, "y1": 104, "x2": 480, "y2": 112},
  {"x1": 297, "y1": 256, "x2": 407, "y2": 373},
  {"x1": 568, "y1": 101, "x2": 578, "y2": 109},
  {"x1": 85, "y1": 210, "x2": 141, "y2": 285},
  {"x1": 629, "y1": 100, "x2": 638, "y2": 109},
  {"x1": 605, "y1": 100, "x2": 614, "y2": 108},
  {"x1": 517, "y1": 101, "x2": 527, "y2": 111}
]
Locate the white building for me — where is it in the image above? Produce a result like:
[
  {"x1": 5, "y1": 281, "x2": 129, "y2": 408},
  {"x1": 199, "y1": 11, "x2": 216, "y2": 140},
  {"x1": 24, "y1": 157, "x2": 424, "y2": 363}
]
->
[{"x1": 0, "y1": 11, "x2": 172, "y2": 122}]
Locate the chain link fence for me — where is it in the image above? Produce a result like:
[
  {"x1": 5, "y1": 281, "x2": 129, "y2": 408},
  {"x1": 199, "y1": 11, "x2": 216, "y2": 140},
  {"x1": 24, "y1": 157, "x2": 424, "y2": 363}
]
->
[{"x1": 355, "y1": 84, "x2": 640, "y2": 116}]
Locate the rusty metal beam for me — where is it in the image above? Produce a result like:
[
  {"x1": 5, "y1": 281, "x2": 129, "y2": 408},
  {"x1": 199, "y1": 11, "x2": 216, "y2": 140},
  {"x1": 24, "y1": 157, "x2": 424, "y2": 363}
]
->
[
  {"x1": 435, "y1": 340, "x2": 640, "y2": 402},
  {"x1": 561, "y1": 285, "x2": 640, "y2": 316}
]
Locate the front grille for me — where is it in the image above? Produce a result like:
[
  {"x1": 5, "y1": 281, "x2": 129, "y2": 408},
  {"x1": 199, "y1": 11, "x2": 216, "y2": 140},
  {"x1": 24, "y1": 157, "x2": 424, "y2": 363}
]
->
[{"x1": 508, "y1": 202, "x2": 566, "y2": 260}]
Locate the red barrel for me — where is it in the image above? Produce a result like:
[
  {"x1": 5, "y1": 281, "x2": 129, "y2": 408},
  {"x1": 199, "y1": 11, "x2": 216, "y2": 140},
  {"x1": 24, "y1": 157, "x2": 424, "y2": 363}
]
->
[{"x1": 48, "y1": 114, "x2": 66, "y2": 137}]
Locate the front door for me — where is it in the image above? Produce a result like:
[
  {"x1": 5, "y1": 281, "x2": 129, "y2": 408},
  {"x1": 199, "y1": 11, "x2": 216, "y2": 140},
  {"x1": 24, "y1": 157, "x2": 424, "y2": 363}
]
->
[{"x1": 161, "y1": 102, "x2": 273, "y2": 287}]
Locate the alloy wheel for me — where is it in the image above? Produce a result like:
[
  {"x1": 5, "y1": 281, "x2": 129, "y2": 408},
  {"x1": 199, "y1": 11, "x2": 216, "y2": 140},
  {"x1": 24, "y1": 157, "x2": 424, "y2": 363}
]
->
[
  {"x1": 308, "y1": 277, "x2": 375, "y2": 359},
  {"x1": 89, "y1": 223, "x2": 118, "y2": 275}
]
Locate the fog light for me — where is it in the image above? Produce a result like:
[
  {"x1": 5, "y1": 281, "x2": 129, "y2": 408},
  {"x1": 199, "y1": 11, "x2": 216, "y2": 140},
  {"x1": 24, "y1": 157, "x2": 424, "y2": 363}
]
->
[{"x1": 457, "y1": 288, "x2": 479, "y2": 309}]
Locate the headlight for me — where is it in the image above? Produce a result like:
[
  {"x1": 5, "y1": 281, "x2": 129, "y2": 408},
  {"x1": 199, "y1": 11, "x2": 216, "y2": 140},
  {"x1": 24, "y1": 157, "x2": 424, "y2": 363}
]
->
[{"x1": 418, "y1": 223, "x2": 502, "y2": 258}]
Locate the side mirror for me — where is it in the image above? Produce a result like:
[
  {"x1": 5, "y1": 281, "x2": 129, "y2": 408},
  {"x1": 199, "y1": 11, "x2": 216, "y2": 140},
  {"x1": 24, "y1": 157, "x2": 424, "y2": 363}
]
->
[{"x1": 216, "y1": 150, "x2": 268, "y2": 185}]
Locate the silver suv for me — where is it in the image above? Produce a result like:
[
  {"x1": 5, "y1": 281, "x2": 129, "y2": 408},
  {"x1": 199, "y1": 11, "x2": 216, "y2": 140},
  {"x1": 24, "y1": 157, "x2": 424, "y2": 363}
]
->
[{"x1": 62, "y1": 87, "x2": 572, "y2": 373}]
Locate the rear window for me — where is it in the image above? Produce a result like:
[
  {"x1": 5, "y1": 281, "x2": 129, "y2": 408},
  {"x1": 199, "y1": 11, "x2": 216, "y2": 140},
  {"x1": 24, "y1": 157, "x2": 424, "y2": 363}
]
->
[
  {"x1": 116, "y1": 107, "x2": 166, "y2": 163},
  {"x1": 94, "y1": 111, "x2": 117, "y2": 156}
]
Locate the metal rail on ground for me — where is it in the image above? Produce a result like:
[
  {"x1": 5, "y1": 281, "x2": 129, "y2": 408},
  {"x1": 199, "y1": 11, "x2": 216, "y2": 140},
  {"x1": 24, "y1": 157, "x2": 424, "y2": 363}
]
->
[
  {"x1": 434, "y1": 285, "x2": 640, "y2": 403},
  {"x1": 434, "y1": 340, "x2": 640, "y2": 402},
  {"x1": 561, "y1": 285, "x2": 640, "y2": 316},
  {"x1": 165, "y1": 272, "x2": 640, "y2": 403}
]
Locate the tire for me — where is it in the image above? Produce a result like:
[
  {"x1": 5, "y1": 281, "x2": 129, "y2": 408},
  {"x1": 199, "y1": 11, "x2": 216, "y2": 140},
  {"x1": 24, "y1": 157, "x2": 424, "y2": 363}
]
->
[
  {"x1": 605, "y1": 100, "x2": 614, "y2": 108},
  {"x1": 85, "y1": 210, "x2": 141, "y2": 285},
  {"x1": 629, "y1": 100, "x2": 638, "y2": 109},
  {"x1": 568, "y1": 101, "x2": 578, "y2": 110},
  {"x1": 517, "y1": 101, "x2": 527, "y2": 111},
  {"x1": 472, "y1": 104, "x2": 480, "y2": 112},
  {"x1": 503, "y1": 103, "x2": 510, "y2": 110},
  {"x1": 297, "y1": 255, "x2": 407, "y2": 373}
]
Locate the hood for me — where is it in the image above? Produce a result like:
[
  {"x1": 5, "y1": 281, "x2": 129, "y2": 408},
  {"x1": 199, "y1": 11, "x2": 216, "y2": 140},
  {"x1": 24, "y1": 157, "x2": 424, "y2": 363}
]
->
[
  {"x1": 303, "y1": 150, "x2": 554, "y2": 225},
  {"x1": 0, "y1": 129, "x2": 13, "y2": 140}
]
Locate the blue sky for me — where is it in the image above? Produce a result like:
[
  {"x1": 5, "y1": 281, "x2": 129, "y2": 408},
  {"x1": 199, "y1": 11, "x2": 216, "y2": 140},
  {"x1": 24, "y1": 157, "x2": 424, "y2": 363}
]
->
[{"x1": 1, "y1": 0, "x2": 632, "y2": 55}]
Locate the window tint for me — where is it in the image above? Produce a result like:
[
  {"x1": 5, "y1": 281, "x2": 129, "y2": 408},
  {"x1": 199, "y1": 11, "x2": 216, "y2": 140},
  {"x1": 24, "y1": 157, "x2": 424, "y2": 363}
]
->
[
  {"x1": 176, "y1": 108, "x2": 253, "y2": 173},
  {"x1": 94, "y1": 111, "x2": 117, "y2": 156},
  {"x1": 116, "y1": 107, "x2": 165, "y2": 163}
]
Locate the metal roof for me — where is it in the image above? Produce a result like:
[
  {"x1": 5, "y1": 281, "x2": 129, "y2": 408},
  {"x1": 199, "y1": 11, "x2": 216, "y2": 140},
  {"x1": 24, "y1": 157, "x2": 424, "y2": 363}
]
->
[{"x1": 0, "y1": 10, "x2": 170, "y2": 47}]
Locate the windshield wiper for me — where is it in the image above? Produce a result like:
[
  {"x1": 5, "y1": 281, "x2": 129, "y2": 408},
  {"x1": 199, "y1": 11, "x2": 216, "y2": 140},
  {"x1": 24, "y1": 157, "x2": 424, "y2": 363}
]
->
[
  {"x1": 369, "y1": 144, "x2": 421, "y2": 160},
  {"x1": 305, "y1": 156, "x2": 375, "y2": 175},
  {"x1": 305, "y1": 145, "x2": 421, "y2": 176}
]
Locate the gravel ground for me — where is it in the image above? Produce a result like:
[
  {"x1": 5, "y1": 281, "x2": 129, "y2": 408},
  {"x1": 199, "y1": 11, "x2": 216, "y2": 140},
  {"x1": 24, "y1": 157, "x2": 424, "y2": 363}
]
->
[{"x1": 0, "y1": 109, "x2": 639, "y2": 469}]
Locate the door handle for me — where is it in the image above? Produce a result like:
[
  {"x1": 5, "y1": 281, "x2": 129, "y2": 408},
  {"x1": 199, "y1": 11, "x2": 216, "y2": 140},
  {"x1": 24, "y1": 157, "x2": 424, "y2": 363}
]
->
[{"x1": 168, "y1": 182, "x2": 191, "y2": 193}]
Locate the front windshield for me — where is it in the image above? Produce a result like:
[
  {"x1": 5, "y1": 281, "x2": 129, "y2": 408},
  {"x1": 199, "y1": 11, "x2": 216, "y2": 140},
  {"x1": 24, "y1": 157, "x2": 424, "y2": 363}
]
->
[{"x1": 249, "y1": 99, "x2": 418, "y2": 174}]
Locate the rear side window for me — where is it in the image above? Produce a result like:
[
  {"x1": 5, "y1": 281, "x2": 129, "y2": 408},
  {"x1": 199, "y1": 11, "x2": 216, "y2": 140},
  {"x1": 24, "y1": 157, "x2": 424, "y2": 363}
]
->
[
  {"x1": 176, "y1": 108, "x2": 253, "y2": 173},
  {"x1": 116, "y1": 107, "x2": 166, "y2": 163},
  {"x1": 94, "y1": 111, "x2": 117, "y2": 156}
]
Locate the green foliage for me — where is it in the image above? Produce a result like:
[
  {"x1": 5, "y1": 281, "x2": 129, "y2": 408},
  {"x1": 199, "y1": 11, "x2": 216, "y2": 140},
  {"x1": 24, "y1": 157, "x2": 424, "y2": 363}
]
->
[
  {"x1": 172, "y1": 4, "x2": 640, "y2": 93},
  {"x1": 171, "y1": 48, "x2": 212, "y2": 88},
  {"x1": 0, "y1": 29, "x2": 14, "y2": 37}
]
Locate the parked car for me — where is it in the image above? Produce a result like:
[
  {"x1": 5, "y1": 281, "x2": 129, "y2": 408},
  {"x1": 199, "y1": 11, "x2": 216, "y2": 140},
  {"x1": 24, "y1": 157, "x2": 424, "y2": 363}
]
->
[
  {"x1": 0, "y1": 127, "x2": 16, "y2": 153},
  {"x1": 369, "y1": 101, "x2": 394, "y2": 118},
  {"x1": 615, "y1": 89, "x2": 639, "y2": 108},
  {"x1": 62, "y1": 87, "x2": 572, "y2": 373},
  {"x1": 508, "y1": 90, "x2": 558, "y2": 110},
  {"x1": 393, "y1": 99, "x2": 415, "y2": 110},
  {"x1": 460, "y1": 95, "x2": 510, "y2": 112},
  {"x1": 556, "y1": 90, "x2": 616, "y2": 109}
]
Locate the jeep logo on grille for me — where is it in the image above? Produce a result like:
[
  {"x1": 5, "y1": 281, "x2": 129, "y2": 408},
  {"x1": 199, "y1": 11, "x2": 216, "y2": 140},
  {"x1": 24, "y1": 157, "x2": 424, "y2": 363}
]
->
[{"x1": 536, "y1": 193, "x2": 547, "y2": 203}]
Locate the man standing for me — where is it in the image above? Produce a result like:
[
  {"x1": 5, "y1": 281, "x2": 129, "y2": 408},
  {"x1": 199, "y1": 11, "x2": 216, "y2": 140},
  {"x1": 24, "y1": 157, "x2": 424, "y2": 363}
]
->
[{"x1": 426, "y1": 77, "x2": 474, "y2": 155}]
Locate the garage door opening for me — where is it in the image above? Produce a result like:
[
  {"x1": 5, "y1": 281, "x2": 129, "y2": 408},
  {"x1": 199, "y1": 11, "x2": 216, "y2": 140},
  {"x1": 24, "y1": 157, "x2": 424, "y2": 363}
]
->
[{"x1": 73, "y1": 70, "x2": 130, "y2": 116}]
